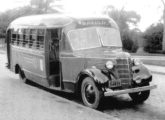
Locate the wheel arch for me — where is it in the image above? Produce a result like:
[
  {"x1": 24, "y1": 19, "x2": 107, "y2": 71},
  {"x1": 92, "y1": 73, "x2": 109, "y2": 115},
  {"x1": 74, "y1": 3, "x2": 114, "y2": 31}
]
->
[
  {"x1": 76, "y1": 68, "x2": 109, "y2": 94},
  {"x1": 76, "y1": 72, "x2": 90, "y2": 95}
]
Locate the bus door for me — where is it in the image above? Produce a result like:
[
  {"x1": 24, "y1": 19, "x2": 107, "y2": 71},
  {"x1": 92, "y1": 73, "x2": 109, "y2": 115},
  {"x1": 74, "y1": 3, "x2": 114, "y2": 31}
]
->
[{"x1": 48, "y1": 29, "x2": 62, "y2": 88}]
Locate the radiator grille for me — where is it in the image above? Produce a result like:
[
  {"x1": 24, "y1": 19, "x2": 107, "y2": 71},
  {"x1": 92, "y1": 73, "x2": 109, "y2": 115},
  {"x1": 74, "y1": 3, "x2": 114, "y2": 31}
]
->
[{"x1": 115, "y1": 58, "x2": 132, "y2": 88}]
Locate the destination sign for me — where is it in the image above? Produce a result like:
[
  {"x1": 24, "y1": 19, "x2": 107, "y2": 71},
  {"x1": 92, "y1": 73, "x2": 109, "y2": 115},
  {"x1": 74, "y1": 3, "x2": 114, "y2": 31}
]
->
[{"x1": 77, "y1": 20, "x2": 111, "y2": 27}]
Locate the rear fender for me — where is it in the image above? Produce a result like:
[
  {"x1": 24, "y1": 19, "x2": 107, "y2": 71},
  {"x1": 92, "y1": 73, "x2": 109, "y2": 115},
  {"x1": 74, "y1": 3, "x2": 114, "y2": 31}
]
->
[{"x1": 132, "y1": 64, "x2": 152, "y2": 81}]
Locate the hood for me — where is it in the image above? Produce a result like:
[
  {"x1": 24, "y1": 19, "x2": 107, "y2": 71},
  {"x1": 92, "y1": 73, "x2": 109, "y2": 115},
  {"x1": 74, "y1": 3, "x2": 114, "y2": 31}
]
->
[
  {"x1": 72, "y1": 47, "x2": 131, "y2": 69},
  {"x1": 73, "y1": 47, "x2": 131, "y2": 59}
]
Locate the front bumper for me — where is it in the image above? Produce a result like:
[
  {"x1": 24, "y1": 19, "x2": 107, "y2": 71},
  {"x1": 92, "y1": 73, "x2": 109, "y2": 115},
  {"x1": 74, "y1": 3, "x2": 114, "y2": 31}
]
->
[{"x1": 104, "y1": 84, "x2": 157, "y2": 96}]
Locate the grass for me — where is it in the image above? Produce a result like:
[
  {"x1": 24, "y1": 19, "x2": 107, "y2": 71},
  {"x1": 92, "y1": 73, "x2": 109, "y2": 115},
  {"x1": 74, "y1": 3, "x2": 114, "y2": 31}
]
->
[
  {"x1": 131, "y1": 52, "x2": 165, "y2": 56},
  {"x1": 142, "y1": 59, "x2": 165, "y2": 66}
]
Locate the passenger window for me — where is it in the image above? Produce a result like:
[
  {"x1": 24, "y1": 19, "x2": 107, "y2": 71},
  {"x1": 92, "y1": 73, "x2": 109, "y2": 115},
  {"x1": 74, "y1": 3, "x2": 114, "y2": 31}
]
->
[
  {"x1": 11, "y1": 29, "x2": 18, "y2": 45},
  {"x1": 21, "y1": 29, "x2": 26, "y2": 46},
  {"x1": 11, "y1": 34, "x2": 17, "y2": 45},
  {"x1": 37, "y1": 29, "x2": 45, "y2": 50},
  {"x1": 18, "y1": 29, "x2": 24, "y2": 46},
  {"x1": 24, "y1": 29, "x2": 30, "y2": 47},
  {"x1": 11, "y1": 28, "x2": 45, "y2": 50},
  {"x1": 29, "y1": 29, "x2": 37, "y2": 48}
]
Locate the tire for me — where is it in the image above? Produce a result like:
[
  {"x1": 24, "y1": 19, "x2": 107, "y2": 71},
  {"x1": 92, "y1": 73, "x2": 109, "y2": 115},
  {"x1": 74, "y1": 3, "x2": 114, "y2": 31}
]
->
[
  {"x1": 129, "y1": 90, "x2": 150, "y2": 104},
  {"x1": 81, "y1": 77, "x2": 103, "y2": 109},
  {"x1": 19, "y1": 69, "x2": 27, "y2": 83}
]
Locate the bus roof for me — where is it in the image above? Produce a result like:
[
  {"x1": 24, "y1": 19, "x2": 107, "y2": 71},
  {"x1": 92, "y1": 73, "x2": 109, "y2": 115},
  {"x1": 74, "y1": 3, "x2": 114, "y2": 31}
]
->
[{"x1": 8, "y1": 14, "x2": 118, "y2": 29}]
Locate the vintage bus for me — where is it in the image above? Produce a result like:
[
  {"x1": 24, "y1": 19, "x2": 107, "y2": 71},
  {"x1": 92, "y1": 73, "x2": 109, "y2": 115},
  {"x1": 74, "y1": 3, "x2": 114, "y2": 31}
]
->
[{"x1": 6, "y1": 14, "x2": 156, "y2": 109}]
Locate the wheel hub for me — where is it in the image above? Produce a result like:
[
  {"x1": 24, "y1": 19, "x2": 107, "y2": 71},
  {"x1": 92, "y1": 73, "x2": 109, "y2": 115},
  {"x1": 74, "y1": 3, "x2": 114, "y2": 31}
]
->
[{"x1": 85, "y1": 84, "x2": 96, "y2": 104}]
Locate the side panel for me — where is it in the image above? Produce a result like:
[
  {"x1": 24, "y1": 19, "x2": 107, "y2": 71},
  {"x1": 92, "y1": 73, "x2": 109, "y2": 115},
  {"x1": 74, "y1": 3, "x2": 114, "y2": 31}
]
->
[
  {"x1": 10, "y1": 46, "x2": 49, "y2": 86},
  {"x1": 60, "y1": 55, "x2": 85, "y2": 92},
  {"x1": 60, "y1": 55, "x2": 110, "y2": 92}
]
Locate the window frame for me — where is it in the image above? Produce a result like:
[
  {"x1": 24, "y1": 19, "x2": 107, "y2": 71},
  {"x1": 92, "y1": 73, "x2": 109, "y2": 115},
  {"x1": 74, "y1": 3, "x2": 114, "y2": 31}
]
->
[{"x1": 10, "y1": 27, "x2": 46, "y2": 51}]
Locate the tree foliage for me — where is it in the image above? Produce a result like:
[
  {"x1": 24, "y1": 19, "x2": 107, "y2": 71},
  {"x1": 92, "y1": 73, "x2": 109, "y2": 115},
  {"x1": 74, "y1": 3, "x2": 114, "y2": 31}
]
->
[
  {"x1": 105, "y1": 6, "x2": 141, "y2": 35},
  {"x1": 30, "y1": 0, "x2": 55, "y2": 13},
  {"x1": 0, "y1": 6, "x2": 41, "y2": 38},
  {"x1": 103, "y1": 6, "x2": 141, "y2": 52},
  {"x1": 122, "y1": 29, "x2": 139, "y2": 52},
  {"x1": 0, "y1": 0, "x2": 58, "y2": 38},
  {"x1": 143, "y1": 23, "x2": 163, "y2": 53}
]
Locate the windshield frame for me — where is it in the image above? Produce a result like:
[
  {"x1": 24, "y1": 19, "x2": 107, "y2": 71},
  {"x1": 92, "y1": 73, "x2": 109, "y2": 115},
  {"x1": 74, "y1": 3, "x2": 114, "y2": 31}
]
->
[{"x1": 67, "y1": 27, "x2": 122, "y2": 51}]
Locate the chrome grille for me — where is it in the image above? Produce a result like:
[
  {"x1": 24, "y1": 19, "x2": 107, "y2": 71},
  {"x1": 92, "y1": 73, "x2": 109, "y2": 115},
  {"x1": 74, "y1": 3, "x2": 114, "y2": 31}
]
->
[{"x1": 115, "y1": 58, "x2": 132, "y2": 88}]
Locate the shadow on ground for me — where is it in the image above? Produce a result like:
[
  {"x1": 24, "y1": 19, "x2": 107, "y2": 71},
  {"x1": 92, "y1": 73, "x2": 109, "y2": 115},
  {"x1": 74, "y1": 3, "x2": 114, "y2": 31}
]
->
[
  {"x1": 99, "y1": 96, "x2": 141, "y2": 111},
  {"x1": 26, "y1": 80, "x2": 142, "y2": 112},
  {"x1": 26, "y1": 80, "x2": 80, "y2": 102}
]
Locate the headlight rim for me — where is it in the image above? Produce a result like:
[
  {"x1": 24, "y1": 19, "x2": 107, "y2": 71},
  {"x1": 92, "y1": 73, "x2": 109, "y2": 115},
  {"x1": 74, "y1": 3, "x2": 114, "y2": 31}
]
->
[
  {"x1": 105, "y1": 61, "x2": 114, "y2": 69},
  {"x1": 133, "y1": 58, "x2": 142, "y2": 66}
]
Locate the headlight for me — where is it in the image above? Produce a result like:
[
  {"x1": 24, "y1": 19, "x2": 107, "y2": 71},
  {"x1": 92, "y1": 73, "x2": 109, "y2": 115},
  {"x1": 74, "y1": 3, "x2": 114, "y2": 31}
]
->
[
  {"x1": 133, "y1": 59, "x2": 142, "y2": 66},
  {"x1": 106, "y1": 61, "x2": 114, "y2": 69}
]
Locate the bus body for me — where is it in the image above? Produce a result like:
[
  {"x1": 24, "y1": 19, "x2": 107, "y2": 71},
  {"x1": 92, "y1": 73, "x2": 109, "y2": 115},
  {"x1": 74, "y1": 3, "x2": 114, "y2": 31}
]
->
[{"x1": 6, "y1": 14, "x2": 156, "y2": 109}]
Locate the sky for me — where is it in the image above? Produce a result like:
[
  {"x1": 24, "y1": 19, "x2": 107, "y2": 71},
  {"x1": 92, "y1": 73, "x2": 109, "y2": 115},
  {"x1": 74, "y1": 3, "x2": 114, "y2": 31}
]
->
[{"x1": 0, "y1": 0, "x2": 163, "y2": 31}]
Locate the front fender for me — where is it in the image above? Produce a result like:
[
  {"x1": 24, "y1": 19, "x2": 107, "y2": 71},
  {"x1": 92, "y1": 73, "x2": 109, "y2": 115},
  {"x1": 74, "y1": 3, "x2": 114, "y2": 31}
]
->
[
  {"x1": 132, "y1": 64, "x2": 152, "y2": 81},
  {"x1": 79, "y1": 68, "x2": 109, "y2": 84}
]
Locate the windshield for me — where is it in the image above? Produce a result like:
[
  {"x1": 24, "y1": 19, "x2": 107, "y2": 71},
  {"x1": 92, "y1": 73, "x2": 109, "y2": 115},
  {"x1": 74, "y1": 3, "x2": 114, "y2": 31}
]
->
[{"x1": 68, "y1": 27, "x2": 122, "y2": 50}]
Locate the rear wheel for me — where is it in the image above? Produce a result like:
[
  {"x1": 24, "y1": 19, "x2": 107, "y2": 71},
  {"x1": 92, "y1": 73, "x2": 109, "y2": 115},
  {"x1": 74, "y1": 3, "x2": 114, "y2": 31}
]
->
[
  {"x1": 19, "y1": 69, "x2": 27, "y2": 83},
  {"x1": 81, "y1": 77, "x2": 103, "y2": 109}
]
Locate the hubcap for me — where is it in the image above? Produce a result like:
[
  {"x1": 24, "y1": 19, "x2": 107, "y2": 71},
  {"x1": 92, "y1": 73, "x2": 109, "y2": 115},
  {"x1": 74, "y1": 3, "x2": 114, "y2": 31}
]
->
[{"x1": 84, "y1": 84, "x2": 96, "y2": 104}]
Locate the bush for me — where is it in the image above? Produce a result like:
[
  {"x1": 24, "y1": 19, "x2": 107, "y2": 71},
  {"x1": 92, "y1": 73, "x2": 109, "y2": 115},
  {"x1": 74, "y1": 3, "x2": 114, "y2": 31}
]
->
[
  {"x1": 143, "y1": 23, "x2": 163, "y2": 53},
  {"x1": 122, "y1": 30, "x2": 139, "y2": 53}
]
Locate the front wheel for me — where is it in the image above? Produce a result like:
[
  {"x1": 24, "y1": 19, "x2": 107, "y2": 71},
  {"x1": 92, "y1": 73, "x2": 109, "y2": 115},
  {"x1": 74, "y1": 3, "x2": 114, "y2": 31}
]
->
[
  {"x1": 129, "y1": 90, "x2": 150, "y2": 103},
  {"x1": 81, "y1": 77, "x2": 103, "y2": 109}
]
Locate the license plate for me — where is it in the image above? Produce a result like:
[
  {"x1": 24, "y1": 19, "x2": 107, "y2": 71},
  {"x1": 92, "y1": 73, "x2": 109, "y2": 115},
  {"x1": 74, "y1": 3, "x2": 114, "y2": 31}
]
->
[{"x1": 109, "y1": 80, "x2": 121, "y2": 87}]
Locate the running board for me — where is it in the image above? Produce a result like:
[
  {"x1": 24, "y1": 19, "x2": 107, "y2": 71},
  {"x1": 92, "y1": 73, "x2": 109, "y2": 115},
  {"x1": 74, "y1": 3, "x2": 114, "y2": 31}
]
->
[{"x1": 104, "y1": 85, "x2": 157, "y2": 97}]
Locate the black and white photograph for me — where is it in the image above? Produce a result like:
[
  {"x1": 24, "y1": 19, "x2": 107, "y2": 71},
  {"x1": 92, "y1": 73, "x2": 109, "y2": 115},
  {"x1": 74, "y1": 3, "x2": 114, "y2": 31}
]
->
[{"x1": 0, "y1": 0, "x2": 164, "y2": 120}]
